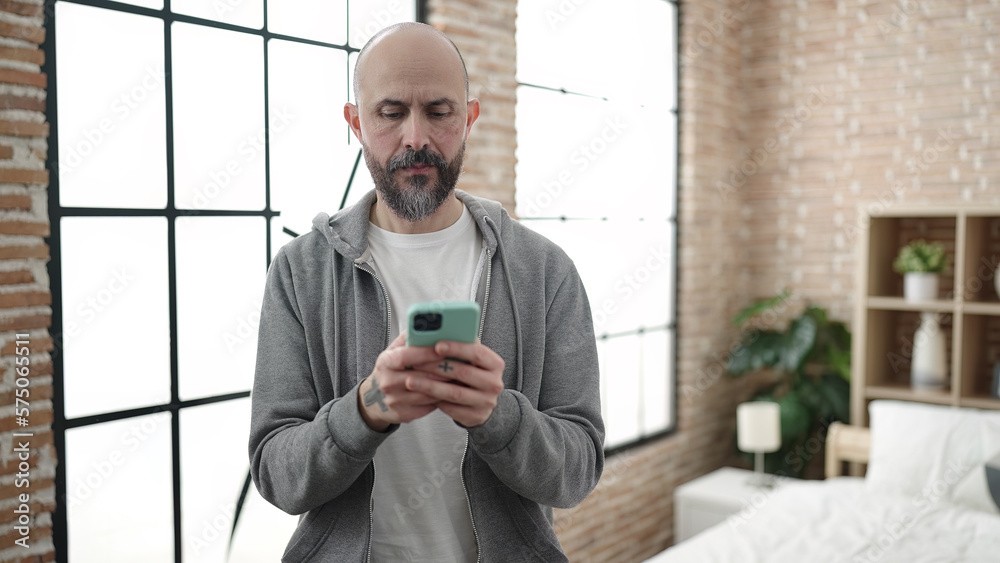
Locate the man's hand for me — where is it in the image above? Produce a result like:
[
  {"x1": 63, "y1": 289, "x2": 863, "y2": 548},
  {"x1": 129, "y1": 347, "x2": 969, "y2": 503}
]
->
[
  {"x1": 358, "y1": 332, "x2": 448, "y2": 431},
  {"x1": 408, "y1": 340, "x2": 506, "y2": 428}
]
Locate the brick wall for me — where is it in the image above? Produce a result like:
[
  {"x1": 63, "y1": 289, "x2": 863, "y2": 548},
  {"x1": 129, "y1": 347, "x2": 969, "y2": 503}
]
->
[
  {"x1": 426, "y1": 0, "x2": 518, "y2": 213},
  {"x1": 0, "y1": 0, "x2": 55, "y2": 561},
  {"x1": 430, "y1": 0, "x2": 1000, "y2": 561},
  {"x1": 739, "y1": 0, "x2": 1000, "y2": 324}
]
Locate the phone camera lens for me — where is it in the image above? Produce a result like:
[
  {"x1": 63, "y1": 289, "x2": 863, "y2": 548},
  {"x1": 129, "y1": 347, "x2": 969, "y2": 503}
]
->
[{"x1": 414, "y1": 313, "x2": 442, "y2": 331}]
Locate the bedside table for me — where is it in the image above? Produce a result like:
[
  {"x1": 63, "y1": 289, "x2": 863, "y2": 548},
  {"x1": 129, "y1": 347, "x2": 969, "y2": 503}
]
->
[{"x1": 674, "y1": 467, "x2": 788, "y2": 543}]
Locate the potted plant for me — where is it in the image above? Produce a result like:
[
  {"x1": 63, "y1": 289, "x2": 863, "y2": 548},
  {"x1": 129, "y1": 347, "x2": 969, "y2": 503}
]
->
[
  {"x1": 893, "y1": 239, "x2": 948, "y2": 302},
  {"x1": 727, "y1": 290, "x2": 851, "y2": 479}
]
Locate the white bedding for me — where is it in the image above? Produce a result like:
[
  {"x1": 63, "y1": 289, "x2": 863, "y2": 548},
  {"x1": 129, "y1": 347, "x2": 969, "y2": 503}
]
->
[{"x1": 646, "y1": 476, "x2": 1000, "y2": 563}]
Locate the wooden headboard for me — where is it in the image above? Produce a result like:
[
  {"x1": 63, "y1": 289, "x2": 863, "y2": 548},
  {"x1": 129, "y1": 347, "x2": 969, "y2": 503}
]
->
[{"x1": 824, "y1": 422, "x2": 871, "y2": 478}]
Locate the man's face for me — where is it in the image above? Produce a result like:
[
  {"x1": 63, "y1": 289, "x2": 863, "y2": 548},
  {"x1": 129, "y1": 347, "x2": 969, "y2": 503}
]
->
[{"x1": 346, "y1": 28, "x2": 478, "y2": 222}]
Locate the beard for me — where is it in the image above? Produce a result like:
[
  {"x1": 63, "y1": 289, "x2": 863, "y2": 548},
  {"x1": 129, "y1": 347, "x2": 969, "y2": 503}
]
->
[{"x1": 364, "y1": 143, "x2": 465, "y2": 222}]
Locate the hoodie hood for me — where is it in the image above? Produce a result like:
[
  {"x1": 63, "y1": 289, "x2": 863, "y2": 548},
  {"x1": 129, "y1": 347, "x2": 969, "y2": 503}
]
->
[{"x1": 311, "y1": 189, "x2": 506, "y2": 261}]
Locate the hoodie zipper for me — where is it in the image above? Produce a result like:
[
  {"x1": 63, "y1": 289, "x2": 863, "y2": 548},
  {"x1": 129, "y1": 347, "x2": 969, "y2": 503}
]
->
[
  {"x1": 358, "y1": 236, "x2": 490, "y2": 562},
  {"x1": 464, "y1": 240, "x2": 492, "y2": 563},
  {"x1": 367, "y1": 461, "x2": 377, "y2": 563},
  {"x1": 477, "y1": 246, "x2": 492, "y2": 341},
  {"x1": 460, "y1": 438, "x2": 482, "y2": 563},
  {"x1": 355, "y1": 261, "x2": 392, "y2": 349},
  {"x1": 354, "y1": 261, "x2": 391, "y2": 563}
]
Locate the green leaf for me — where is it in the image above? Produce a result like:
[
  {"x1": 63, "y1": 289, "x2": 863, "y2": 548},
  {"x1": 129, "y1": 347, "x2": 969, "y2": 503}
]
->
[
  {"x1": 817, "y1": 373, "x2": 851, "y2": 423},
  {"x1": 727, "y1": 331, "x2": 784, "y2": 375},
  {"x1": 732, "y1": 289, "x2": 792, "y2": 326},
  {"x1": 780, "y1": 314, "x2": 817, "y2": 374},
  {"x1": 893, "y1": 239, "x2": 948, "y2": 273}
]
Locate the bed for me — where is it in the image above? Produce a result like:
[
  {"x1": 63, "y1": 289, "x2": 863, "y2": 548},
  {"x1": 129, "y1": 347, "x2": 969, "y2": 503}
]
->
[{"x1": 645, "y1": 400, "x2": 1000, "y2": 562}]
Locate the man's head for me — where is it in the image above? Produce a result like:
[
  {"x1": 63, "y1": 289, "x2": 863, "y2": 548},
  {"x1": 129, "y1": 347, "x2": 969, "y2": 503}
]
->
[{"x1": 345, "y1": 22, "x2": 479, "y2": 223}]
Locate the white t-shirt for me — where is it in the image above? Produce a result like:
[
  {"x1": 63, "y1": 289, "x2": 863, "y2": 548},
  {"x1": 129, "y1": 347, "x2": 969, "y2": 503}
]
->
[{"x1": 366, "y1": 205, "x2": 483, "y2": 562}]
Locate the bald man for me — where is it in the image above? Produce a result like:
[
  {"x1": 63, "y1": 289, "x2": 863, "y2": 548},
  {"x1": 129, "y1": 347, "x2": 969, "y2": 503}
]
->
[{"x1": 250, "y1": 23, "x2": 604, "y2": 562}]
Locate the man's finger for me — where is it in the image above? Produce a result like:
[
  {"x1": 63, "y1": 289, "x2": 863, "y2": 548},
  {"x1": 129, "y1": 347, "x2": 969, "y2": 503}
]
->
[{"x1": 434, "y1": 341, "x2": 504, "y2": 372}]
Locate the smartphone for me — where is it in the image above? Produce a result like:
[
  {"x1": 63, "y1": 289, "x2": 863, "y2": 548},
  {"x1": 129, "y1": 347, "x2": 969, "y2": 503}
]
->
[{"x1": 406, "y1": 301, "x2": 480, "y2": 347}]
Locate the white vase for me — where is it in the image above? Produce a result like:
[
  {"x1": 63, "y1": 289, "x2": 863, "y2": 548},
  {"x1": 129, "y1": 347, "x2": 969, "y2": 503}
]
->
[
  {"x1": 911, "y1": 312, "x2": 947, "y2": 391},
  {"x1": 904, "y1": 272, "x2": 938, "y2": 302}
]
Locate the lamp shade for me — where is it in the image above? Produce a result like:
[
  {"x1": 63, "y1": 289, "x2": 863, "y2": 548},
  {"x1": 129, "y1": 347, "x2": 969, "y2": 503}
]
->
[{"x1": 737, "y1": 401, "x2": 781, "y2": 453}]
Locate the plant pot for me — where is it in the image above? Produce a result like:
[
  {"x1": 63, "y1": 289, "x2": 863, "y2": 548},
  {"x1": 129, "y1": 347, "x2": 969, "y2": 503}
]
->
[
  {"x1": 904, "y1": 272, "x2": 939, "y2": 302},
  {"x1": 911, "y1": 312, "x2": 947, "y2": 391}
]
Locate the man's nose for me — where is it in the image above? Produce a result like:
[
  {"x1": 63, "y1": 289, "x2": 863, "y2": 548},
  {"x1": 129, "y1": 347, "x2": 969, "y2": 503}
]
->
[{"x1": 403, "y1": 114, "x2": 430, "y2": 151}]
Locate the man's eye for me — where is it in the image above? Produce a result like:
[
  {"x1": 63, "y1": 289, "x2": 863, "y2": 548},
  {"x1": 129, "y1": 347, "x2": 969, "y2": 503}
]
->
[
  {"x1": 381, "y1": 111, "x2": 403, "y2": 119},
  {"x1": 430, "y1": 111, "x2": 450, "y2": 119}
]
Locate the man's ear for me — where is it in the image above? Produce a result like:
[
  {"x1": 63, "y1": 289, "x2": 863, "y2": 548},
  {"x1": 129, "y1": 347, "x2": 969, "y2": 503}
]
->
[
  {"x1": 344, "y1": 102, "x2": 363, "y2": 143},
  {"x1": 464, "y1": 98, "x2": 480, "y2": 139}
]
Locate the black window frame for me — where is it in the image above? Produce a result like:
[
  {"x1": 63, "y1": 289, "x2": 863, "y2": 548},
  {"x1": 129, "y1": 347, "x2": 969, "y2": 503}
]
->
[
  {"x1": 513, "y1": 0, "x2": 681, "y2": 456},
  {"x1": 44, "y1": 1, "x2": 425, "y2": 560}
]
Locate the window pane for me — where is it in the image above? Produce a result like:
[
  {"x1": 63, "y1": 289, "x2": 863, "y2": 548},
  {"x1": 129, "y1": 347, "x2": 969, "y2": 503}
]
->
[
  {"x1": 516, "y1": 0, "x2": 675, "y2": 107},
  {"x1": 641, "y1": 328, "x2": 673, "y2": 434},
  {"x1": 267, "y1": 0, "x2": 347, "y2": 45},
  {"x1": 173, "y1": 24, "x2": 265, "y2": 210},
  {"x1": 61, "y1": 217, "x2": 170, "y2": 419},
  {"x1": 600, "y1": 335, "x2": 642, "y2": 449},
  {"x1": 66, "y1": 413, "x2": 173, "y2": 562},
  {"x1": 180, "y1": 400, "x2": 251, "y2": 562},
  {"x1": 177, "y1": 217, "x2": 265, "y2": 400},
  {"x1": 523, "y1": 219, "x2": 673, "y2": 336},
  {"x1": 56, "y1": 3, "x2": 167, "y2": 209},
  {"x1": 515, "y1": 87, "x2": 674, "y2": 220},
  {"x1": 268, "y1": 40, "x2": 351, "y2": 233},
  {"x1": 348, "y1": 0, "x2": 416, "y2": 49},
  {"x1": 172, "y1": 0, "x2": 264, "y2": 29}
]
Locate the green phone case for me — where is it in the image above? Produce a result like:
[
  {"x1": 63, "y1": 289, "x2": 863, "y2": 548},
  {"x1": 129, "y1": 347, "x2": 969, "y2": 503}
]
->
[{"x1": 406, "y1": 301, "x2": 480, "y2": 347}]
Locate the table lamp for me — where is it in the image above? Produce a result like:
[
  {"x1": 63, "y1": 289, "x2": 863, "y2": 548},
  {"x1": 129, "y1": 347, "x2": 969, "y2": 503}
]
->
[{"x1": 737, "y1": 401, "x2": 781, "y2": 488}]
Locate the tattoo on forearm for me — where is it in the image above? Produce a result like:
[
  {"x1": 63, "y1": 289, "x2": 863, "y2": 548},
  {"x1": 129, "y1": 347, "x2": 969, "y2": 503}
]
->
[{"x1": 363, "y1": 376, "x2": 389, "y2": 412}]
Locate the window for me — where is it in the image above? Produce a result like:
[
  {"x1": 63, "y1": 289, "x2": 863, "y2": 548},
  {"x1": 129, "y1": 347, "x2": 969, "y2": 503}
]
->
[
  {"x1": 46, "y1": 1, "x2": 416, "y2": 560},
  {"x1": 515, "y1": 0, "x2": 678, "y2": 451}
]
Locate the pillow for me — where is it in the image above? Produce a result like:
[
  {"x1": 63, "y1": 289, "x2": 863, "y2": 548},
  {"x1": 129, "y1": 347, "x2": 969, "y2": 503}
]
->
[{"x1": 865, "y1": 400, "x2": 1000, "y2": 514}]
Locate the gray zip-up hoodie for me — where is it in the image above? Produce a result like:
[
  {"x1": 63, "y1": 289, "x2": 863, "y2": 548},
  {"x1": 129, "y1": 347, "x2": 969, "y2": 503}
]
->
[{"x1": 249, "y1": 190, "x2": 605, "y2": 562}]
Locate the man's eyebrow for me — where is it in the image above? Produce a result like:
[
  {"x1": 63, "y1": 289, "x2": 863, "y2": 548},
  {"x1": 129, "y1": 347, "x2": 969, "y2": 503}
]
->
[
  {"x1": 426, "y1": 98, "x2": 458, "y2": 109},
  {"x1": 373, "y1": 99, "x2": 406, "y2": 111}
]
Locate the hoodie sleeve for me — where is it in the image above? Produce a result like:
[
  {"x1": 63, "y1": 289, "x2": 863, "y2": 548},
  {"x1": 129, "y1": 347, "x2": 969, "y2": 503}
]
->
[
  {"x1": 468, "y1": 264, "x2": 605, "y2": 509},
  {"x1": 248, "y1": 247, "x2": 394, "y2": 515}
]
